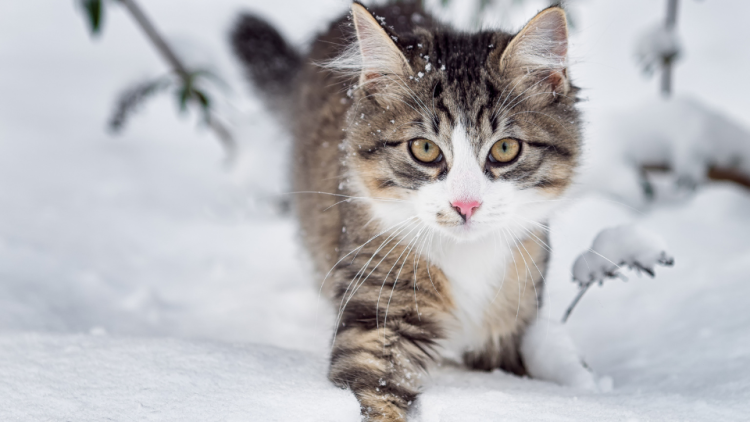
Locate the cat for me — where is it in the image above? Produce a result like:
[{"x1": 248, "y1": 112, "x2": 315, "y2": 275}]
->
[{"x1": 232, "y1": 2, "x2": 587, "y2": 420}]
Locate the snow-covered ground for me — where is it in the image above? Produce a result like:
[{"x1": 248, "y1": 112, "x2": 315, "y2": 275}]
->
[{"x1": 1, "y1": 0, "x2": 749, "y2": 420}]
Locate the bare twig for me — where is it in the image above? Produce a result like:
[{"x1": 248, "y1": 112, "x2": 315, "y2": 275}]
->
[
  {"x1": 561, "y1": 282, "x2": 592, "y2": 323},
  {"x1": 661, "y1": 0, "x2": 679, "y2": 98},
  {"x1": 117, "y1": 0, "x2": 236, "y2": 162}
]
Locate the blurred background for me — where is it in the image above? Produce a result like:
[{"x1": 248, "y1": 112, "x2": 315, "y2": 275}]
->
[{"x1": 1, "y1": 0, "x2": 749, "y2": 419}]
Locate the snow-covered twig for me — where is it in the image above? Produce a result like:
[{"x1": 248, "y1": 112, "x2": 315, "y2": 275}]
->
[
  {"x1": 562, "y1": 225, "x2": 674, "y2": 323},
  {"x1": 634, "y1": 0, "x2": 681, "y2": 97}
]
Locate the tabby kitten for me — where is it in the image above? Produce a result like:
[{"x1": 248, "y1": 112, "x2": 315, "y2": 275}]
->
[{"x1": 233, "y1": 2, "x2": 583, "y2": 420}]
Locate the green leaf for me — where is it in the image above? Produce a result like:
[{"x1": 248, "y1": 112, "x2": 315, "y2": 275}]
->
[
  {"x1": 175, "y1": 82, "x2": 212, "y2": 120},
  {"x1": 191, "y1": 88, "x2": 212, "y2": 123},
  {"x1": 192, "y1": 89, "x2": 210, "y2": 109},
  {"x1": 177, "y1": 86, "x2": 190, "y2": 113},
  {"x1": 81, "y1": 0, "x2": 104, "y2": 35},
  {"x1": 173, "y1": 70, "x2": 216, "y2": 122}
]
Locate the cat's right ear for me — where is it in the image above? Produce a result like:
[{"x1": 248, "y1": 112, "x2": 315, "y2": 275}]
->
[{"x1": 351, "y1": 2, "x2": 412, "y2": 92}]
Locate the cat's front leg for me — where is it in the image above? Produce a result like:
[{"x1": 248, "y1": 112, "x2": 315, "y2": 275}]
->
[
  {"x1": 519, "y1": 318, "x2": 609, "y2": 391},
  {"x1": 329, "y1": 321, "x2": 433, "y2": 421},
  {"x1": 325, "y1": 226, "x2": 451, "y2": 421}
]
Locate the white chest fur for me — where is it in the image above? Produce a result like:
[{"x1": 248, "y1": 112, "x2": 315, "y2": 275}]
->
[{"x1": 428, "y1": 234, "x2": 513, "y2": 360}]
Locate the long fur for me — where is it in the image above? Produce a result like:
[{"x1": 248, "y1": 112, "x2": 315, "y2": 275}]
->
[{"x1": 232, "y1": 3, "x2": 581, "y2": 421}]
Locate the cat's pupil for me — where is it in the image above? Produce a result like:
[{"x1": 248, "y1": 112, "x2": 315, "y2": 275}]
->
[{"x1": 501, "y1": 142, "x2": 508, "y2": 152}]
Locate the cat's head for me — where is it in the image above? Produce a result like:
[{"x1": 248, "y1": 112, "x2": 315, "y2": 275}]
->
[{"x1": 336, "y1": 3, "x2": 581, "y2": 242}]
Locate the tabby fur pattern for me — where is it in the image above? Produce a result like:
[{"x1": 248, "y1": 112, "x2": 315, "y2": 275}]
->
[{"x1": 232, "y1": 2, "x2": 582, "y2": 420}]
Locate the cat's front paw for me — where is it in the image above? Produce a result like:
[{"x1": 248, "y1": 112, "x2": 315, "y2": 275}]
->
[
  {"x1": 520, "y1": 318, "x2": 613, "y2": 392},
  {"x1": 358, "y1": 391, "x2": 409, "y2": 422}
]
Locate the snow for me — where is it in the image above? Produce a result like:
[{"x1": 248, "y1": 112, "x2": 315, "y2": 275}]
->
[
  {"x1": 1, "y1": 0, "x2": 750, "y2": 420},
  {"x1": 0, "y1": 334, "x2": 359, "y2": 421},
  {"x1": 581, "y1": 96, "x2": 750, "y2": 205}
]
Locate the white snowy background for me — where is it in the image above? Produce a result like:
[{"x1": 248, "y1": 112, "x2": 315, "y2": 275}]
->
[{"x1": 1, "y1": 0, "x2": 750, "y2": 420}]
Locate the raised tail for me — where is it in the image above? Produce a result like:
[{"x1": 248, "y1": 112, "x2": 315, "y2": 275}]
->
[{"x1": 231, "y1": 14, "x2": 302, "y2": 103}]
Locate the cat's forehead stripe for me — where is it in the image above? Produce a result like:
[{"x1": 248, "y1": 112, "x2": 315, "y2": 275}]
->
[{"x1": 430, "y1": 31, "x2": 500, "y2": 84}]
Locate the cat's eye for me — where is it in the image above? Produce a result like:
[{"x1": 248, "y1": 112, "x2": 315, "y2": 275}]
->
[
  {"x1": 409, "y1": 138, "x2": 443, "y2": 164},
  {"x1": 489, "y1": 138, "x2": 521, "y2": 164}
]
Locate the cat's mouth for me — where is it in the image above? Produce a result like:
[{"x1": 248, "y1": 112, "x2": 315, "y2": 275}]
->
[{"x1": 436, "y1": 217, "x2": 490, "y2": 241}]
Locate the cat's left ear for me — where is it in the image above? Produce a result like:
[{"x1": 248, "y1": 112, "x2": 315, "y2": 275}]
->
[{"x1": 498, "y1": 6, "x2": 569, "y2": 95}]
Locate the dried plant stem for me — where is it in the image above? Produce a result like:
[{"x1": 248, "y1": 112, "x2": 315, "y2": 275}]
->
[
  {"x1": 661, "y1": 0, "x2": 679, "y2": 98},
  {"x1": 118, "y1": 0, "x2": 236, "y2": 162},
  {"x1": 561, "y1": 282, "x2": 592, "y2": 323}
]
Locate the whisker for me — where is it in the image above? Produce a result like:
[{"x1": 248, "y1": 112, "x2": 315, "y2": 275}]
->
[
  {"x1": 509, "y1": 221, "x2": 546, "y2": 320},
  {"x1": 505, "y1": 228, "x2": 535, "y2": 318},
  {"x1": 382, "y1": 225, "x2": 424, "y2": 346},
  {"x1": 489, "y1": 231, "x2": 509, "y2": 305},
  {"x1": 338, "y1": 219, "x2": 421, "y2": 320},
  {"x1": 424, "y1": 230, "x2": 441, "y2": 296},
  {"x1": 411, "y1": 228, "x2": 431, "y2": 321},
  {"x1": 503, "y1": 109, "x2": 578, "y2": 140},
  {"x1": 497, "y1": 229, "x2": 522, "y2": 320},
  {"x1": 493, "y1": 72, "x2": 555, "y2": 120},
  {"x1": 518, "y1": 216, "x2": 622, "y2": 274},
  {"x1": 374, "y1": 223, "x2": 425, "y2": 331},
  {"x1": 329, "y1": 218, "x2": 419, "y2": 342},
  {"x1": 381, "y1": 74, "x2": 437, "y2": 121},
  {"x1": 512, "y1": 218, "x2": 553, "y2": 253},
  {"x1": 282, "y1": 190, "x2": 406, "y2": 203},
  {"x1": 317, "y1": 215, "x2": 418, "y2": 318}
]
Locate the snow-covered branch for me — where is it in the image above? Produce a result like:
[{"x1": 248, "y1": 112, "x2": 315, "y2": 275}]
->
[{"x1": 563, "y1": 225, "x2": 674, "y2": 323}]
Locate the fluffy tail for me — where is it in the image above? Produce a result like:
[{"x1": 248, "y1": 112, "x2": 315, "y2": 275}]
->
[{"x1": 231, "y1": 14, "x2": 302, "y2": 102}]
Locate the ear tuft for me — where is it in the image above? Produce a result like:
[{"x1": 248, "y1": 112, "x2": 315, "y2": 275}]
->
[
  {"x1": 351, "y1": 3, "x2": 412, "y2": 89},
  {"x1": 500, "y1": 7, "x2": 569, "y2": 94}
]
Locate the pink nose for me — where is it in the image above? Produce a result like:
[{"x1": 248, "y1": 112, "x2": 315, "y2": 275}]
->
[{"x1": 451, "y1": 200, "x2": 481, "y2": 220}]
